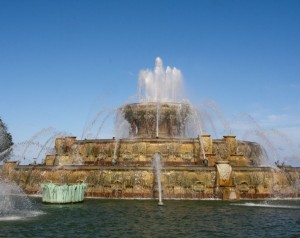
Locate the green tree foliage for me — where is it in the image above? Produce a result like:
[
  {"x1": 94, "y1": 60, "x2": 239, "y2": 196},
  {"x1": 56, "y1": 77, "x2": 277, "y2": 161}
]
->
[{"x1": 0, "y1": 117, "x2": 13, "y2": 161}]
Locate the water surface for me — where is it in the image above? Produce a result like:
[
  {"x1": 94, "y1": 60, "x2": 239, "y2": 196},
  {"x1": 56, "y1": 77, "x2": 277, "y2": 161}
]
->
[{"x1": 1, "y1": 198, "x2": 299, "y2": 237}]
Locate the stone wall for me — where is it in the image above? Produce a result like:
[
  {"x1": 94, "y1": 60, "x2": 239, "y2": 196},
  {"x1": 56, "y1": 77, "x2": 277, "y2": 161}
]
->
[
  {"x1": 3, "y1": 165, "x2": 299, "y2": 199},
  {"x1": 47, "y1": 135, "x2": 264, "y2": 167}
]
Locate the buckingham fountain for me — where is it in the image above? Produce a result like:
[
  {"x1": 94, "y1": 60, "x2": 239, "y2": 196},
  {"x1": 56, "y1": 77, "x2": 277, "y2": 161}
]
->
[{"x1": 1, "y1": 57, "x2": 300, "y2": 202}]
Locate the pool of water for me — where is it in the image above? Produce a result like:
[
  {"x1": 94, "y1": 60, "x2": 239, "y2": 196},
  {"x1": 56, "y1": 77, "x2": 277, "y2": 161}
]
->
[{"x1": 1, "y1": 198, "x2": 300, "y2": 237}]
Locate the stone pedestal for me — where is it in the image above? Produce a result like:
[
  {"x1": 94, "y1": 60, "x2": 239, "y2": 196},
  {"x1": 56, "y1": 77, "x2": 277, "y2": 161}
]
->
[
  {"x1": 201, "y1": 134, "x2": 213, "y2": 154},
  {"x1": 223, "y1": 135, "x2": 237, "y2": 160}
]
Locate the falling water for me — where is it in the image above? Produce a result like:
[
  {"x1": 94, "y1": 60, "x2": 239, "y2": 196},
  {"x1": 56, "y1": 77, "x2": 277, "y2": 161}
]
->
[
  {"x1": 95, "y1": 111, "x2": 115, "y2": 138},
  {"x1": 200, "y1": 100, "x2": 231, "y2": 135},
  {"x1": 238, "y1": 113, "x2": 281, "y2": 166},
  {"x1": 112, "y1": 108, "x2": 131, "y2": 164},
  {"x1": 153, "y1": 153, "x2": 163, "y2": 206},
  {"x1": 10, "y1": 127, "x2": 69, "y2": 165},
  {"x1": 185, "y1": 105, "x2": 207, "y2": 161},
  {"x1": 21, "y1": 127, "x2": 57, "y2": 157},
  {"x1": 81, "y1": 108, "x2": 115, "y2": 139},
  {"x1": 268, "y1": 128, "x2": 300, "y2": 165}
]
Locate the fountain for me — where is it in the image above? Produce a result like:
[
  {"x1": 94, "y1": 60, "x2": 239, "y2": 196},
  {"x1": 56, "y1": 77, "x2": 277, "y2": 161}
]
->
[{"x1": 2, "y1": 57, "x2": 300, "y2": 201}]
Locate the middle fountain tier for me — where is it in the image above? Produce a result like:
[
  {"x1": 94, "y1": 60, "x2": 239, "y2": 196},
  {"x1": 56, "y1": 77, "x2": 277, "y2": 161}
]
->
[{"x1": 121, "y1": 102, "x2": 193, "y2": 138}]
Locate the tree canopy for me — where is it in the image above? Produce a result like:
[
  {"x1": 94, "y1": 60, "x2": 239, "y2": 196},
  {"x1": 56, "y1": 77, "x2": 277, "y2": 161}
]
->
[{"x1": 0, "y1": 117, "x2": 13, "y2": 161}]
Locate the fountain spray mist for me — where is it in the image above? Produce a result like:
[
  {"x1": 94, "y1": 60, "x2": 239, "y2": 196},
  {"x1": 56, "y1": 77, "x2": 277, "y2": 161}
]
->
[{"x1": 0, "y1": 179, "x2": 42, "y2": 221}]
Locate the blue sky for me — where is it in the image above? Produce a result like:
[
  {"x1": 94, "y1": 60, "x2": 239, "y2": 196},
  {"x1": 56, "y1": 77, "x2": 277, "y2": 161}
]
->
[{"x1": 0, "y1": 0, "x2": 300, "y2": 165}]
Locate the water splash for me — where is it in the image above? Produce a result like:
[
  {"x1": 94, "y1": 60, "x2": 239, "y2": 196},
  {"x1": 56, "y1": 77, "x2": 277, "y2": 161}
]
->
[
  {"x1": 231, "y1": 201, "x2": 300, "y2": 209},
  {"x1": 0, "y1": 179, "x2": 42, "y2": 221}
]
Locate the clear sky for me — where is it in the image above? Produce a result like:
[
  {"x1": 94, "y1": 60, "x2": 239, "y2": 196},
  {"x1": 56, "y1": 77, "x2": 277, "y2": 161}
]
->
[{"x1": 0, "y1": 0, "x2": 299, "y2": 165}]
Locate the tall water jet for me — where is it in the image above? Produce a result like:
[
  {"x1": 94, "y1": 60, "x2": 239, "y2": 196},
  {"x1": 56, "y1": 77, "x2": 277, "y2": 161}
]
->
[
  {"x1": 153, "y1": 153, "x2": 163, "y2": 206},
  {"x1": 156, "y1": 103, "x2": 160, "y2": 138},
  {"x1": 138, "y1": 57, "x2": 184, "y2": 103}
]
